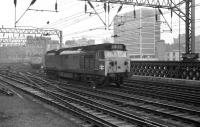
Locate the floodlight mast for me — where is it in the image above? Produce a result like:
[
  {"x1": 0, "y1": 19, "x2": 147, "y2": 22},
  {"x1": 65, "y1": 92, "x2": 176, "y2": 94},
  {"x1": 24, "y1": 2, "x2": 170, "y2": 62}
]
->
[{"x1": 83, "y1": 0, "x2": 197, "y2": 60}]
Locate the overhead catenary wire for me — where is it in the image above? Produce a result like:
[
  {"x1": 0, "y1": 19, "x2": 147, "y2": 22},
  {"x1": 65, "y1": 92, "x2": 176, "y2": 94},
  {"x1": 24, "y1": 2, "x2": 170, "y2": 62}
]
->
[
  {"x1": 19, "y1": 0, "x2": 79, "y2": 27},
  {"x1": 15, "y1": 0, "x2": 37, "y2": 25},
  {"x1": 46, "y1": 2, "x2": 121, "y2": 28},
  {"x1": 14, "y1": 1, "x2": 200, "y2": 33},
  {"x1": 59, "y1": 5, "x2": 131, "y2": 32},
  {"x1": 41, "y1": 1, "x2": 200, "y2": 42},
  {"x1": 50, "y1": 4, "x2": 121, "y2": 34},
  {"x1": 63, "y1": 17, "x2": 200, "y2": 41},
  {"x1": 45, "y1": 5, "x2": 106, "y2": 28},
  {"x1": 53, "y1": 1, "x2": 200, "y2": 29}
]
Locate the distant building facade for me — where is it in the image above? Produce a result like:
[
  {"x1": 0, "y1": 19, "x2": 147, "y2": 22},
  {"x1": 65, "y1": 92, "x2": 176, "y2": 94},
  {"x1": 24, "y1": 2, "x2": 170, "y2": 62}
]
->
[
  {"x1": 65, "y1": 38, "x2": 95, "y2": 47},
  {"x1": 0, "y1": 36, "x2": 59, "y2": 63},
  {"x1": 114, "y1": 8, "x2": 160, "y2": 60},
  {"x1": 26, "y1": 36, "x2": 59, "y2": 57},
  {"x1": 155, "y1": 40, "x2": 166, "y2": 60},
  {"x1": 165, "y1": 50, "x2": 183, "y2": 61}
]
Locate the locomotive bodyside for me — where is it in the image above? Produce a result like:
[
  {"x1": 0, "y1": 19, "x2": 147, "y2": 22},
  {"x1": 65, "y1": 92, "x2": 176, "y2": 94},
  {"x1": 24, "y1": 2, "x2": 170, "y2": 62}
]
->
[
  {"x1": 44, "y1": 50, "x2": 60, "y2": 76},
  {"x1": 58, "y1": 51, "x2": 83, "y2": 78},
  {"x1": 57, "y1": 50, "x2": 106, "y2": 79}
]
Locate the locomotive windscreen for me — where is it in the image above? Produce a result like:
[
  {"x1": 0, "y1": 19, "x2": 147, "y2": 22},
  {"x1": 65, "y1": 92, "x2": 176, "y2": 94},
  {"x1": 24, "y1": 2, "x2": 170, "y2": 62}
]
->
[
  {"x1": 105, "y1": 51, "x2": 127, "y2": 58},
  {"x1": 111, "y1": 44, "x2": 125, "y2": 50}
]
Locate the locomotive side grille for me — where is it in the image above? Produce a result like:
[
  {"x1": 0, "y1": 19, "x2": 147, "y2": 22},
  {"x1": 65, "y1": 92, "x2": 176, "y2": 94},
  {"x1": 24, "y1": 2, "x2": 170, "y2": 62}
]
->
[
  {"x1": 80, "y1": 56, "x2": 84, "y2": 69},
  {"x1": 81, "y1": 55, "x2": 95, "y2": 71}
]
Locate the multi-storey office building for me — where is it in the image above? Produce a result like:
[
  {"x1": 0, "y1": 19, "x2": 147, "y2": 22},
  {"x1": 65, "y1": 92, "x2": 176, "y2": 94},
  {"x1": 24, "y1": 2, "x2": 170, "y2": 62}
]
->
[{"x1": 114, "y1": 8, "x2": 160, "y2": 59}]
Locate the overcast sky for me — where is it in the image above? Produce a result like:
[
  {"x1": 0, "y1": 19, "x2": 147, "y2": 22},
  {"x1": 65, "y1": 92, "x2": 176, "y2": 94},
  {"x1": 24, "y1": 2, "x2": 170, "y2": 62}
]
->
[{"x1": 0, "y1": 0, "x2": 200, "y2": 44}]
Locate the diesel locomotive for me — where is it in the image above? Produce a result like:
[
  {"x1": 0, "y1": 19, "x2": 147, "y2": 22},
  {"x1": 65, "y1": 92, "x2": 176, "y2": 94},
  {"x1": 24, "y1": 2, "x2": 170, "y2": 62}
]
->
[
  {"x1": 29, "y1": 54, "x2": 42, "y2": 69},
  {"x1": 44, "y1": 43, "x2": 130, "y2": 87}
]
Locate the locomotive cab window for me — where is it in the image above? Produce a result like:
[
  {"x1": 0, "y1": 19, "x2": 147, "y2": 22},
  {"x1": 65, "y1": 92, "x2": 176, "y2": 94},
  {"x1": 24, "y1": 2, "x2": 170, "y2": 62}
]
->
[
  {"x1": 46, "y1": 52, "x2": 56, "y2": 56},
  {"x1": 111, "y1": 44, "x2": 125, "y2": 50}
]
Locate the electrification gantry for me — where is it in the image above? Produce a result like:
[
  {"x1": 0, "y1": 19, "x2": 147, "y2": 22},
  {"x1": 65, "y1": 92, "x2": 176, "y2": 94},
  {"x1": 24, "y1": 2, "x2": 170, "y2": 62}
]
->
[
  {"x1": 83, "y1": 0, "x2": 198, "y2": 60},
  {"x1": 0, "y1": 27, "x2": 63, "y2": 47}
]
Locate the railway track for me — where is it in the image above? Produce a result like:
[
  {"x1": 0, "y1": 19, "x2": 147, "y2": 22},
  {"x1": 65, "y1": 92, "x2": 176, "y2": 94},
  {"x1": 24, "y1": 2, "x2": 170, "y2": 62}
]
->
[
  {"x1": 124, "y1": 79, "x2": 200, "y2": 95},
  {"x1": 122, "y1": 79, "x2": 200, "y2": 106},
  {"x1": 0, "y1": 72, "x2": 167, "y2": 127},
  {"x1": 58, "y1": 84, "x2": 200, "y2": 127},
  {"x1": 20, "y1": 72, "x2": 200, "y2": 127},
  {"x1": 1, "y1": 69, "x2": 200, "y2": 127},
  {"x1": 8, "y1": 71, "x2": 200, "y2": 107}
]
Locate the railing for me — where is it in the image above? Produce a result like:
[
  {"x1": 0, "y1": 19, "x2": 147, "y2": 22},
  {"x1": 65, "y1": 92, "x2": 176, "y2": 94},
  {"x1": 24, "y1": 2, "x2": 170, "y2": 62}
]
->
[{"x1": 130, "y1": 61, "x2": 200, "y2": 80}]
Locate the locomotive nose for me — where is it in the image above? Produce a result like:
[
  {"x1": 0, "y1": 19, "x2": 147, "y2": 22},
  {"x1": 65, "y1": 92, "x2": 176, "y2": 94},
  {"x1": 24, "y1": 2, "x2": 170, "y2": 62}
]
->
[{"x1": 124, "y1": 61, "x2": 128, "y2": 65}]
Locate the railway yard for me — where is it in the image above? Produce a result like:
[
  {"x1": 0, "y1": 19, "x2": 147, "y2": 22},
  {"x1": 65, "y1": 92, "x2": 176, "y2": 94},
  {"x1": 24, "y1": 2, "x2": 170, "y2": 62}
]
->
[
  {"x1": 0, "y1": 63, "x2": 200, "y2": 127},
  {"x1": 0, "y1": 0, "x2": 200, "y2": 127}
]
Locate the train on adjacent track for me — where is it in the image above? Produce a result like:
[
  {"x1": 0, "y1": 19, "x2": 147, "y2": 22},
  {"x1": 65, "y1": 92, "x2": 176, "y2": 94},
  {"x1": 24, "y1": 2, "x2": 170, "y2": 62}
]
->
[
  {"x1": 29, "y1": 54, "x2": 43, "y2": 69},
  {"x1": 44, "y1": 43, "x2": 130, "y2": 87}
]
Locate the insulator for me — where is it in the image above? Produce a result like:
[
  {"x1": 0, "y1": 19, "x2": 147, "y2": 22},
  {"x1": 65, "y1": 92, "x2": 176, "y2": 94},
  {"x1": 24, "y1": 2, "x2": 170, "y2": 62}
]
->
[
  {"x1": 155, "y1": 14, "x2": 158, "y2": 21},
  {"x1": 55, "y1": 2, "x2": 58, "y2": 11},
  {"x1": 88, "y1": 1, "x2": 94, "y2": 9},
  {"x1": 117, "y1": 4, "x2": 123, "y2": 13},
  {"x1": 155, "y1": 9, "x2": 158, "y2": 21},
  {"x1": 133, "y1": 6, "x2": 136, "y2": 18},
  {"x1": 85, "y1": 3, "x2": 87, "y2": 13},
  {"x1": 108, "y1": 3, "x2": 110, "y2": 13},
  {"x1": 14, "y1": 0, "x2": 17, "y2": 7},
  {"x1": 171, "y1": 9, "x2": 173, "y2": 17},
  {"x1": 104, "y1": 2, "x2": 106, "y2": 12},
  {"x1": 30, "y1": 0, "x2": 37, "y2": 6},
  {"x1": 158, "y1": 8, "x2": 163, "y2": 15}
]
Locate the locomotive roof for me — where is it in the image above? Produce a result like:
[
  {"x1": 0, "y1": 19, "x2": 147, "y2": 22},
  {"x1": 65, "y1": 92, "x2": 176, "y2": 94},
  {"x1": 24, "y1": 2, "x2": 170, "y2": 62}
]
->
[
  {"x1": 46, "y1": 43, "x2": 126, "y2": 55},
  {"x1": 46, "y1": 49, "x2": 57, "y2": 54},
  {"x1": 58, "y1": 43, "x2": 126, "y2": 52}
]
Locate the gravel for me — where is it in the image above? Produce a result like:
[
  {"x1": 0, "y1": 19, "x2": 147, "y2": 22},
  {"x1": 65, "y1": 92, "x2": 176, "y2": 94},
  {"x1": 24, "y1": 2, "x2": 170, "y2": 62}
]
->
[{"x1": 0, "y1": 93, "x2": 80, "y2": 127}]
